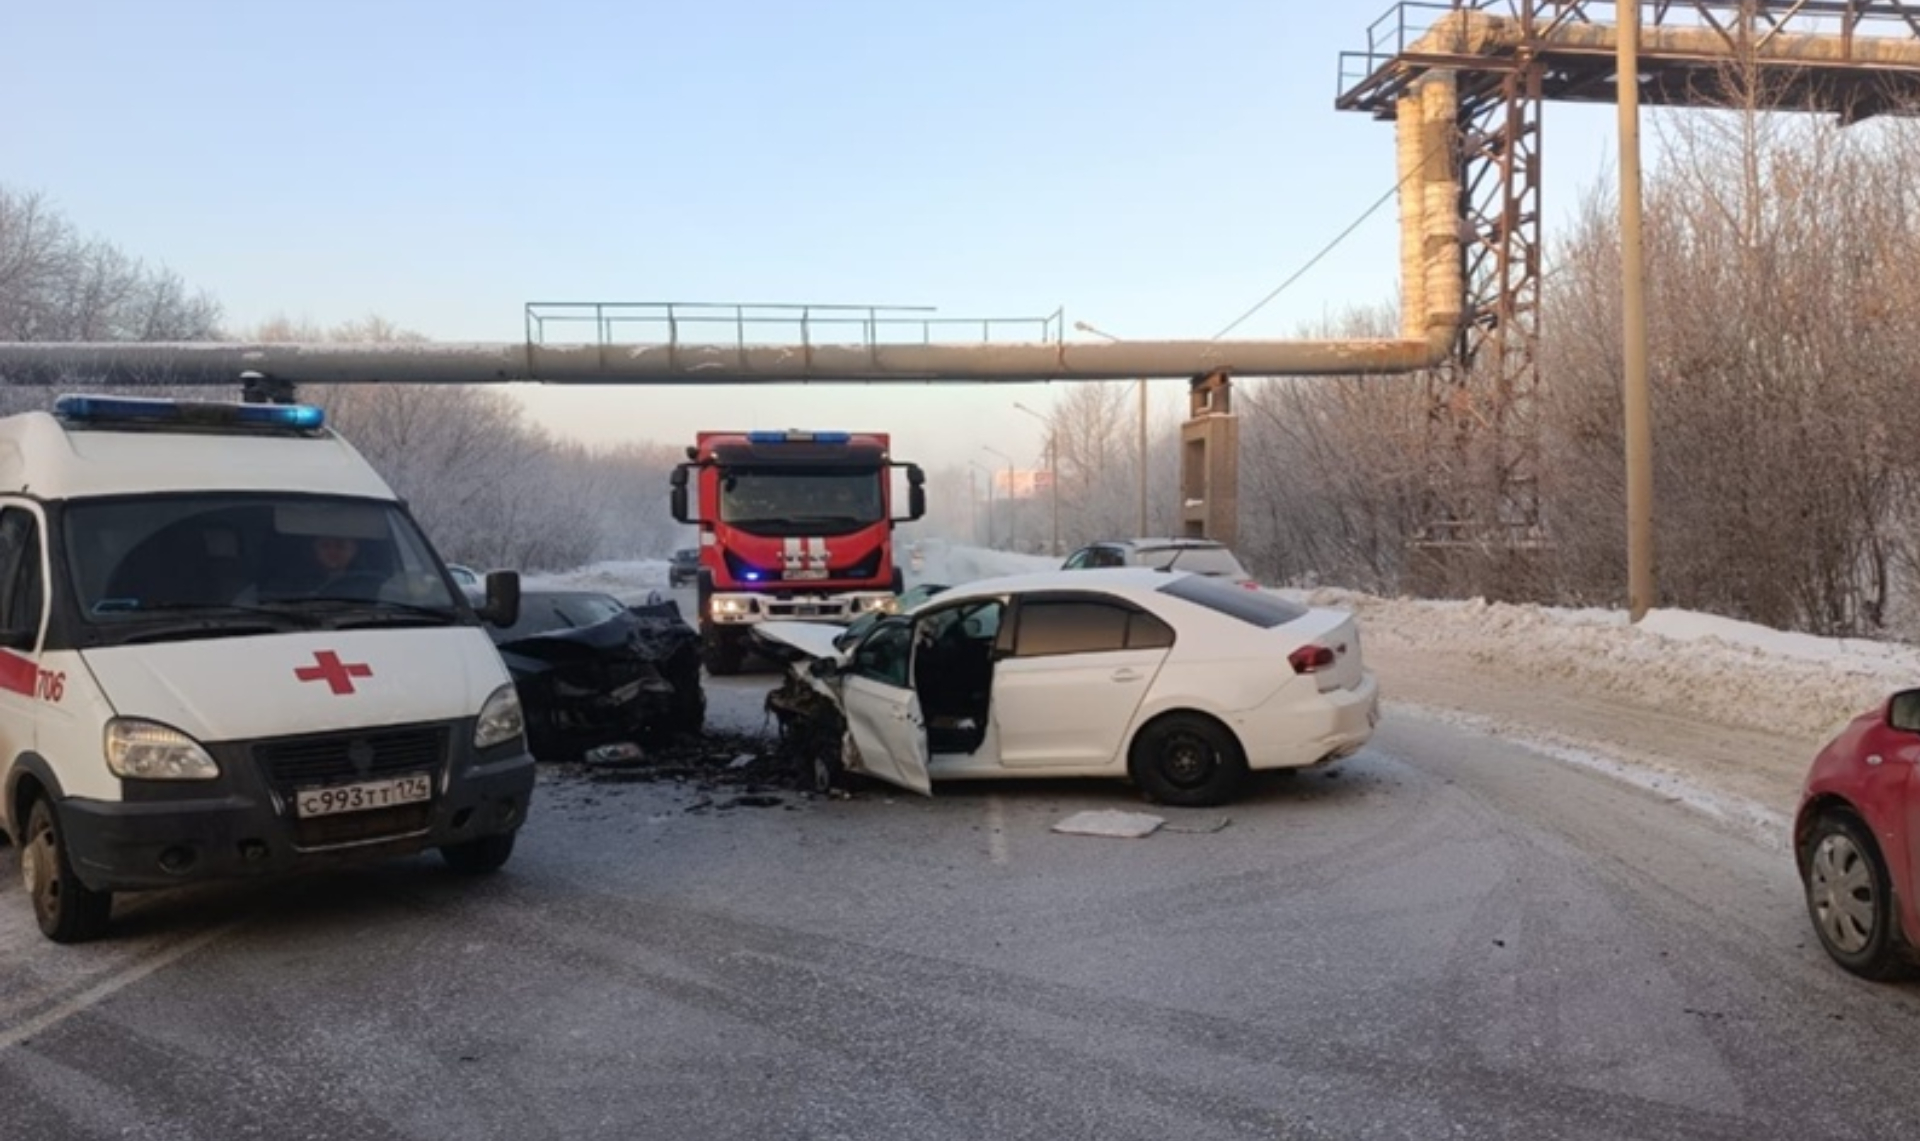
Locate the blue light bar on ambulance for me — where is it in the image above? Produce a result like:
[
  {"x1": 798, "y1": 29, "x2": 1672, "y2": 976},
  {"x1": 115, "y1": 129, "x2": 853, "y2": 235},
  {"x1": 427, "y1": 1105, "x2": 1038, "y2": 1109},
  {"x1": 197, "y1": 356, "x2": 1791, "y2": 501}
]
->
[
  {"x1": 746, "y1": 430, "x2": 851, "y2": 444},
  {"x1": 54, "y1": 395, "x2": 326, "y2": 432}
]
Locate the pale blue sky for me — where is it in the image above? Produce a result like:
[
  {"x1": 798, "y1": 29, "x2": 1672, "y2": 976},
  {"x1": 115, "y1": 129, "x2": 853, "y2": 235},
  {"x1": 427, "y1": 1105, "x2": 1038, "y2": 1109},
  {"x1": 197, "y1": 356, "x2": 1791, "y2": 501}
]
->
[{"x1": 5, "y1": 0, "x2": 1623, "y2": 472}]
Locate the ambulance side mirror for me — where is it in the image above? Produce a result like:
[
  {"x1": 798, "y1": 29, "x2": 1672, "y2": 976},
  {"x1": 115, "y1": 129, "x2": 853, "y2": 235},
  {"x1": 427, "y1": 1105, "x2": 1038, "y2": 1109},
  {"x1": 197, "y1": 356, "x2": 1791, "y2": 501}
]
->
[{"x1": 476, "y1": 570, "x2": 521, "y2": 629}]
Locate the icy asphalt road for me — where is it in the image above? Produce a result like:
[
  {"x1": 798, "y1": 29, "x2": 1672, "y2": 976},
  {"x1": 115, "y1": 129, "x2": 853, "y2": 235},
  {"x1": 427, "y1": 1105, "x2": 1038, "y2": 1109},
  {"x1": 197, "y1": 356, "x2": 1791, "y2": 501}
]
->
[{"x1": 4, "y1": 677, "x2": 1918, "y2": 1140}]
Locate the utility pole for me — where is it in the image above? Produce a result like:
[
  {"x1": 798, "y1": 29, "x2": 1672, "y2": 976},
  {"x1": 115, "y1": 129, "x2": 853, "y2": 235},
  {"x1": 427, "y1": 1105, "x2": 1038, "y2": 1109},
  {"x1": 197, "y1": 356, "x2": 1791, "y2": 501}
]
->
[{"x1": 1619, "y1": 0, "x2": 1655, "y2": 621}]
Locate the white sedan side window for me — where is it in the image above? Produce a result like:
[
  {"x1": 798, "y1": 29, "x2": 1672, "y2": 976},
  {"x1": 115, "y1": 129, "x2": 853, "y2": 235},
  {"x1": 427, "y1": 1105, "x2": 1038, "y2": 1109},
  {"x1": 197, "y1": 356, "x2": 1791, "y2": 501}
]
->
[{"x1": 1012, "y1": 601, "x2": 1131, "y2": 657}]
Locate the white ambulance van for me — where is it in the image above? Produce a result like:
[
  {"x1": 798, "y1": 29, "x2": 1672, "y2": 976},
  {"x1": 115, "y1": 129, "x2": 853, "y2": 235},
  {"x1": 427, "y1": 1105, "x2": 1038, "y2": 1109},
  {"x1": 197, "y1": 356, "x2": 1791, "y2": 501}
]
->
[{"x1": 0, "y1": 394, "x2": 535, "y2": 943}]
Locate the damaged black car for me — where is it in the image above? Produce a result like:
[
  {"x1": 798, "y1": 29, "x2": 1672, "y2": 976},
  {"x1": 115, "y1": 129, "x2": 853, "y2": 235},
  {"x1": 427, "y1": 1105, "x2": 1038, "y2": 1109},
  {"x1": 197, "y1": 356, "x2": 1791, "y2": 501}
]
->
[{"x1": 489, "y1": 589, "x2": 705, "y2": 761}]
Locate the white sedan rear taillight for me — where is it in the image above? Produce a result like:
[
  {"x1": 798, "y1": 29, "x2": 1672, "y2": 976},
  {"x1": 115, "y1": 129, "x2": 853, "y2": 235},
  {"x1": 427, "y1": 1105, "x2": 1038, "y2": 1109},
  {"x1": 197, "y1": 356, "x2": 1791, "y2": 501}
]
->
[{"x1": 1289, "y1": 644, "x2": 1335, "y2": 674}]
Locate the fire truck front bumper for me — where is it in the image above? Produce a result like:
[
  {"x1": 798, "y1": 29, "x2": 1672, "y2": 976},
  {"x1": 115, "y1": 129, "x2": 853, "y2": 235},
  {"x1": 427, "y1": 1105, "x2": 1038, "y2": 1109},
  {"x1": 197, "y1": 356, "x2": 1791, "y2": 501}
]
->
[{"x1": 708, "y1": 592, "x2": 896, "y2": 625}]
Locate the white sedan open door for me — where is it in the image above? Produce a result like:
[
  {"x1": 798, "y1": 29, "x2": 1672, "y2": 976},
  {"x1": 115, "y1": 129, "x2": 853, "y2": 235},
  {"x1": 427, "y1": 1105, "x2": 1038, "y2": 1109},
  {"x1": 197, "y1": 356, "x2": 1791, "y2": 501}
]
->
[{"x1": 837, "y1": 619, "x2": 932, "y2": 796}]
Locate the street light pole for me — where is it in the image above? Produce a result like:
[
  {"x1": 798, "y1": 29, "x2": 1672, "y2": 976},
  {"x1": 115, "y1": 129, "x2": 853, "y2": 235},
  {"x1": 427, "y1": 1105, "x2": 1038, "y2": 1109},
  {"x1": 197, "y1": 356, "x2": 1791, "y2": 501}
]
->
[
  {"x1": 1013, "y1": 402, "x2": 1060, "y2": 556},
  {"x1": 1074, "y1": 321, "x2": 1148, "y2": 536},
  {"x1": 982, "y1": 445, "x2": 1015, "y2": 550},
  {"x1": 966, "y1": 465, "x2": 977, "y2": 544},
  {"x1": 969, "y1": 460, "x2": 996, "y2": 548}
]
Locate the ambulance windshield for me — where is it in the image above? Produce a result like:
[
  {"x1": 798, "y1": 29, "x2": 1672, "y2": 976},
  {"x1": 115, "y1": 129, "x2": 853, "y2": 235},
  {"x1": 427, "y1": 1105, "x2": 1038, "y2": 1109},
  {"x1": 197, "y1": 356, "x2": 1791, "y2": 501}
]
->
[{"x1": 65, "y1": 493, "x2": 463, "y2": 627}]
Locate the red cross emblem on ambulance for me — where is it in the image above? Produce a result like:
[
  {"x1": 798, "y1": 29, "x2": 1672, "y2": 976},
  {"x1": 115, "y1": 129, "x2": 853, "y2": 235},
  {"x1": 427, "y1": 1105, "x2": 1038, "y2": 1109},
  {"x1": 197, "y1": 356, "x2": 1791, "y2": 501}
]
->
[{"x1": 295, "y1": 650, "x2": 373, "y2": 695}]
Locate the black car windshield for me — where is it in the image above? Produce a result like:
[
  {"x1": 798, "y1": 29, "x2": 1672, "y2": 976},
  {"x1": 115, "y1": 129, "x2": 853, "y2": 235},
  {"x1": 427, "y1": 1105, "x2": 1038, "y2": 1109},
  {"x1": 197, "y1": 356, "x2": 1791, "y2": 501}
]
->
[
  {"x1": 493, "y1": 592, "x2": 627, "y2": 641},
  {"x1": 719, "y1": 467, "x2": 883, "y2": 534},
  {"x1": 66, "y1": 494, "x2": 461, "y2": 625}
]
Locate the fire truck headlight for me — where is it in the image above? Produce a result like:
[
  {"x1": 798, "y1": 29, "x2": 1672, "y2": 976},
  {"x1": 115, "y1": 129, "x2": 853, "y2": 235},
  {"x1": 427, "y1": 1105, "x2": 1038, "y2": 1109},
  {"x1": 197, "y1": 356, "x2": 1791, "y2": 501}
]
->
[{"x1": 713, "y1": 598, "x2": 750, "y2": 616}]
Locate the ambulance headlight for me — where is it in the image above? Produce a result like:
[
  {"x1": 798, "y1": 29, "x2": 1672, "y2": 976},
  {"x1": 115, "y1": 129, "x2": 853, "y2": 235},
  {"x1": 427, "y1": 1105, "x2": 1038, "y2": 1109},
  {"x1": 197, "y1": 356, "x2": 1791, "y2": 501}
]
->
[
  {"x1": 104, "y1": 718, "x2": 219, "y2": 781},
  {"x1": 474, "y1": 684, "x2": 525, "y2": 750}
]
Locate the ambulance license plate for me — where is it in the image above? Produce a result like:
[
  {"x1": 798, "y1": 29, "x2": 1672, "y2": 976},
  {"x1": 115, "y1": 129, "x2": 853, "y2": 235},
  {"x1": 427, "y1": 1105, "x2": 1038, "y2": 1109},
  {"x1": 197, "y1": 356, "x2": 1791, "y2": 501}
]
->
[{"x1": 296, "y1": 774, "x2": 432, "y2": 818}]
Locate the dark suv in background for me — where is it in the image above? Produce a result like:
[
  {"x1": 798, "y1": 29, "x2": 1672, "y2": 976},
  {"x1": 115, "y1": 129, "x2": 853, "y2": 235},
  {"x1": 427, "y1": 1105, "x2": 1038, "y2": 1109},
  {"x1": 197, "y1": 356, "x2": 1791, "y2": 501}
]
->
[
  {"x1": 668, "y1": 547, "x2": 700, "y2": 588},
  {"x1": 1062, "y1": 538, "x2": 1260, "y2": 589}
]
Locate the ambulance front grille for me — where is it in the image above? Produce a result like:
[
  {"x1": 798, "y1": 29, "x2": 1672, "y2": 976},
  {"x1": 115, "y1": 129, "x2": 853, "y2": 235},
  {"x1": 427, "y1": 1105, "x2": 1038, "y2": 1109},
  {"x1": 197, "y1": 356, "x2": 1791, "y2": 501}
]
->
[{"x1": 253, "y1": 725, "x2": 449, "y2": 792}]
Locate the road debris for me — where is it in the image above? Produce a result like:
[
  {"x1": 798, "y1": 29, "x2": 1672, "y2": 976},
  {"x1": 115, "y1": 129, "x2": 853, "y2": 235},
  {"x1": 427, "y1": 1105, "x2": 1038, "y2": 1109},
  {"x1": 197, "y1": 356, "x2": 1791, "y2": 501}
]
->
[
  {"x1": 547, "y1": 730, "x2": 814, "y2": 796},
  {"x1": 1051, "y1": 810, "x2": 1165, "y2": 839}
]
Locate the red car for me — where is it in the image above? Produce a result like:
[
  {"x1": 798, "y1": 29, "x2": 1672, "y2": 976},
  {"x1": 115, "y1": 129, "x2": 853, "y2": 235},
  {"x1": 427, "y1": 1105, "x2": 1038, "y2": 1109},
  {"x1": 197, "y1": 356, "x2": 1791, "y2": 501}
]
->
[{"x1": 1795, "y1": 690, "x2": 1920, "y2": 979}]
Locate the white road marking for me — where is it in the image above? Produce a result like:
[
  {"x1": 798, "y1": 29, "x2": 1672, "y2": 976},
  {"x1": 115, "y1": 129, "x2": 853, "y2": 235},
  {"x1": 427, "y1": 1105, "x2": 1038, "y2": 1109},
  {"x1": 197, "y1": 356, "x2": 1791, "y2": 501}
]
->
[
  {"x1": 0, "y1": 920, "x2": 245, "y2": 1053},
  {"x1": 986, "y1": 795, "x2": 1009, "y2": 865}
]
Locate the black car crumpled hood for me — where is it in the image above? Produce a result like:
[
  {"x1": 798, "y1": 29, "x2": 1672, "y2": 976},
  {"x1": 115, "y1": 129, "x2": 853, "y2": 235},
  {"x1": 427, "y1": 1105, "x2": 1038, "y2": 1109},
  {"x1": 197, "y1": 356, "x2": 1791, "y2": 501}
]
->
[
  {"x1": 492, "y1": 598, "x2": 704, "y2": 761},
  {"x1": 494, "y1": 602, "x2": 697, "y2": 668}
]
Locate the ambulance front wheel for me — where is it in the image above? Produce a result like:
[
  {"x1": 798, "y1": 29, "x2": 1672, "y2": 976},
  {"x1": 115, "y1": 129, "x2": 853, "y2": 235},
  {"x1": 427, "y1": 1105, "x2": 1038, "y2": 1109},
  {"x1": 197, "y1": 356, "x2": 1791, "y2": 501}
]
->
[{"x1": 23, "y1": 798, "x2": 113, "y2": 944}]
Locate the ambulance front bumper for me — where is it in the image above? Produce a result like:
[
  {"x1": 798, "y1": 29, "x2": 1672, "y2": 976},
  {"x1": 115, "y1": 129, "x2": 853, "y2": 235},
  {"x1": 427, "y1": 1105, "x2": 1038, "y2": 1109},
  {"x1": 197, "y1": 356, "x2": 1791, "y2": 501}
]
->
[{"x1": 57, "y1": 730, "x2": 535, "y2": 892}]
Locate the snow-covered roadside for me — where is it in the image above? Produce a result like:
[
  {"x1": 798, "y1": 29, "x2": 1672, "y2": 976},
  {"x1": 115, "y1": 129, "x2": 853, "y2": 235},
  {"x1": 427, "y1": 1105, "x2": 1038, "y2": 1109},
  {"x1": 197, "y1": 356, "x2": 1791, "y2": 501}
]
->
[
  {"x1": 1314, "y1": 591, "x2": 1914, "y2": 751},
  {"x1": 1328, "y1": 591, "x2": 1912, "y2": 844}
]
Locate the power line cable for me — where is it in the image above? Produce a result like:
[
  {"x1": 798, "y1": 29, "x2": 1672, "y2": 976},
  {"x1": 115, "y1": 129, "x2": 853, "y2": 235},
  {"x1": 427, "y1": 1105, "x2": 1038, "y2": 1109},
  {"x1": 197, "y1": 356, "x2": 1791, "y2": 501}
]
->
[{"x1": 1212, "y1": 156, "x2": 1432, "y2": 341}]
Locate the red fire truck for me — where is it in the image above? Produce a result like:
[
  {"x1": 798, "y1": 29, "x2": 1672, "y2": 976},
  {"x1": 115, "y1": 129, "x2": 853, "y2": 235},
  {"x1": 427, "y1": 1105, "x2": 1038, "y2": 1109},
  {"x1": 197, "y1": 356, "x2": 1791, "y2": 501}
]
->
[{"x1": 670, "y1": 430, "x2": 925, "y2": 674}]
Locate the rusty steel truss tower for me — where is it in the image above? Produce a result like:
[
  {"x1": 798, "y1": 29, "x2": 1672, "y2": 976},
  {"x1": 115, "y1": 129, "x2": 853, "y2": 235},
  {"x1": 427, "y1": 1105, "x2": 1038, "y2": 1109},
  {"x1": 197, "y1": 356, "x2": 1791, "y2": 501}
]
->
[{"x1": 1336, "y1": 0, "x2": 1920, "y2": 583}]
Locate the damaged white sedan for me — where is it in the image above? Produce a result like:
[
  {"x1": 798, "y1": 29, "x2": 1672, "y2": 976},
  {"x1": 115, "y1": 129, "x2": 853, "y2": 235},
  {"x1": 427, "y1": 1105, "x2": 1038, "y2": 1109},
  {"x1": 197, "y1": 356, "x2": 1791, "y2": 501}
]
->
[{"x1": 756, "y1": 567, "x2": 1380, "y2": 807}]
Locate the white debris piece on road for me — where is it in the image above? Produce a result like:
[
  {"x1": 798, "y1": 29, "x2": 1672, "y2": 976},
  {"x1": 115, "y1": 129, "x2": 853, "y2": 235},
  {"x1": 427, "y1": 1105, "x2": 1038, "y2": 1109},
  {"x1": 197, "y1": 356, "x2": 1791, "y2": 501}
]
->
[{"x1": 1051, "y1": 810, "x2": 1165, "y2": 839}]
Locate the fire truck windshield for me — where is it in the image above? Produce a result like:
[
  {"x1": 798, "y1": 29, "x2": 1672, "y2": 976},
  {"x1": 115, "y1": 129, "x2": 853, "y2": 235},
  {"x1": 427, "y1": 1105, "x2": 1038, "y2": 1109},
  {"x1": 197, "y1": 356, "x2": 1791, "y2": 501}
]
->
[{"x1": 719, "y1": 468, "x2": 885, "y2": 535}]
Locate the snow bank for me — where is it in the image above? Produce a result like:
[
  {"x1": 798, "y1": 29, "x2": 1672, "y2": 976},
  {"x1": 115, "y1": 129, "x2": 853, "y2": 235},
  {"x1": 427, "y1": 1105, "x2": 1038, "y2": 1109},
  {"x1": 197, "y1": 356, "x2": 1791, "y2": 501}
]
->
[{"x1": 1325, "y1": 592, "x2": 1913, "y2": 747}]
